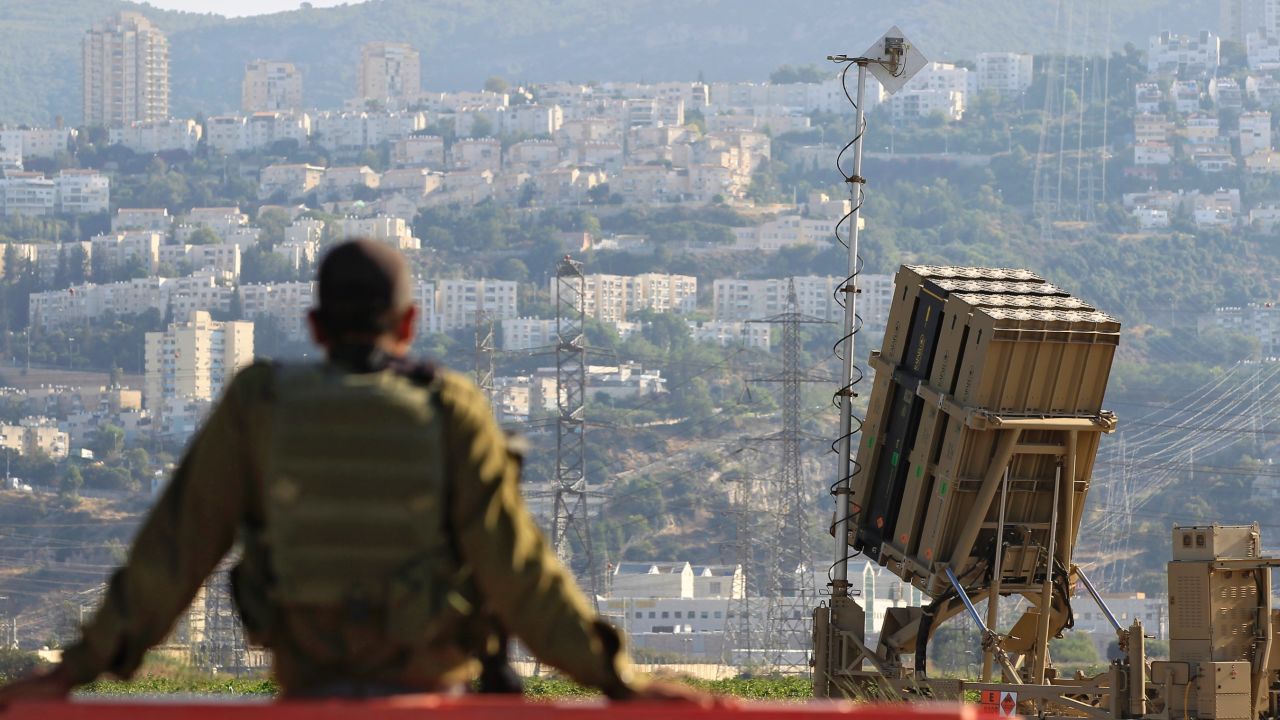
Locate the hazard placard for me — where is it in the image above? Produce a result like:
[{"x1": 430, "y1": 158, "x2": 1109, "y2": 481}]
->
[
  {"x1": 999, "y1": 691, "x2": 1018, "y2": 717},
  {"x1": 979, "y1": 690, "x2": 1018, "y2": 717}
]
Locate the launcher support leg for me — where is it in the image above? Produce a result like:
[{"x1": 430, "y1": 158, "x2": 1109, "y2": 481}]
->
[
  {"x1": 982, "y1": 467, "x2": 1010, "y2": 682},
  {"x1": 1032, "y1": 464, "x2": 1062, "y2": 684},
  {"x1": 944, "y1": 566, "x2": 1021, "y2": 684}
]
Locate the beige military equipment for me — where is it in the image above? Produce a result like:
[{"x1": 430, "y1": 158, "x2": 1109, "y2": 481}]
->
[{"x1": 815, "y1": 266, "x2": 1280, "y2": 720}]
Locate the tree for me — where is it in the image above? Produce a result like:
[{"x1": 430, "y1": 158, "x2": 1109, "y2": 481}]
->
[
  {"x1": 0, "y1": 649, "x2": 47, "y2": 681},
  {"x1": 59, "y1": 465, "x2": 84, "y2": 498},
  {"x1": 1050, "y1": 632, "x2": 1101, "y2": 668},
  {"x1": 469, "y1": 113, "x2": 494, "y2": 139},
  {"x1": 186, "y1": 226, "x2": 221, "y2": 245},
  {"x1": 256, "y1": 208, "x2": 291, "y2": 247},
  {"x1": 769, "y1": 64, "x2": 826, "y2": 84},
  {"x1": 88, "y1": 424, "x2": 125, "y2": 460}
]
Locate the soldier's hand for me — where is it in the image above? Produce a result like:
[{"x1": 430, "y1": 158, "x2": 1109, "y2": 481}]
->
[
  {"x1": 630, "y1": 679, "x2": 729, "y2": 708},
  {"x1": 0, "y1": 664, "x2": 75, "y2": 709}
]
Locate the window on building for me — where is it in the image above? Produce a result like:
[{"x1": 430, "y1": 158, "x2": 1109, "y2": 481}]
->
[
  {"x1": 634, "y1": 612, "x2": 642, "y2": 619},
  {"x1": 661, "y1": 611, "x2": 669, "y2": 619},
  {"x1": 701, "y1": 611, "x2": 709, "y2": 619},
  {"x1": 674, "y1": 611, "x2": 682, "y2": 619},
  {"x1": 714, "y1": 611, "x2": 723, "y2": 619},
  {"x1": 649, "y1": 612, "x2": 655, "y2": 619},
  {"x1": 709, "y1": 581, "x2": 722, "y2": 594}
]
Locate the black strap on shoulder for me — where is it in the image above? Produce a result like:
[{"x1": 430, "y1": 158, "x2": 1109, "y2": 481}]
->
[{"x1": 387, "y1": 357, "x2": 438, "y2": 386}]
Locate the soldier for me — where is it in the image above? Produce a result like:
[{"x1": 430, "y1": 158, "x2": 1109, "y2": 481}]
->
[{"x1": 0, "y1": 240, "x2": 707, "y2": 704}]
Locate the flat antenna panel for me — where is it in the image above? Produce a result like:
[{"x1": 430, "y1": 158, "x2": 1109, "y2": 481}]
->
[{"x1": 863, "y1": 26, "x2": 927, "y2": 96}]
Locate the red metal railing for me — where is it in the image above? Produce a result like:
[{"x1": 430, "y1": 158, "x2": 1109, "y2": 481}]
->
[{"x1": 5, "y1": 697, "x2": 990, "y2": 720}]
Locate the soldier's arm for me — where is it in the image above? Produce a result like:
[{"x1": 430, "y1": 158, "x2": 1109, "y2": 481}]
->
[
  {"x1": 57, "y1": 365, "x2": 266, "y2": 684},
  {"x1": 440, "y1": 372, "x2": 643, "y2": 698}
]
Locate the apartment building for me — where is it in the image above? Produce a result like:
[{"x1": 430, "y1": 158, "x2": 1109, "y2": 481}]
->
[
  {"x1": 426, "y1": 279, "x2": 519, "y2": 333},
  {"x1": 158, "y1": 243, "x2": 242, "y2": 279},
  {"x1": 206, "y1": 112, "x2": 310, "y2": 155},
  {"x1": 557, "y1": 273, "x2": 697, "y2": 325},
  {"x1": 242, "y1": 60, "x2": 304, "y2": 113},
  {"x1": 82, "y1": 12, "x2": 169, "y2": 126},
  {"x1": 0, "y1": 127, "x2": 76, "y2": 166},
  {"x1": 1239, "y1": 111, "x2": 1273, "y2": 157},
  {"x1": 356, "y1": 42, "x2": 421, "y2": 104},
  {"x1": 259, "y1": 163, "x2": 325, "y2": 200},
  {"x1": 337, "y1": 215, "x2": 419, "y2": 250},
  {"x1": 238, "y1": 282, "x2": 314, "y2": 342},
  {"x1": 108, "y1": 119, "x2": 202, "y2": 154},
  {"x1": 29, "y1": 273, "x2": 238, "y2": 329},
  {"x1": 686, "y1": 320, "x2": 771, "y2": 350},
  {"x1": 1201, "y1": 303, "x2": 1280, "y2": 357},
  {"x1": 90, "y1": 231, "x2": 161, "y2": 274},
  {"x1": 1148, "y1": 30, "x2": 1221, "y2": 76},
  {"x1": 975, "y1": 52, "x2": 1034, "y2": 96},
  {"x1": 0, "y1": 170, "x2": 110, "y2": 216},
  {"x1": 112, "y1": 208, "x2": 170, "y2": 233},
  {"x1": 501, "y1": 317, "x2": 558, "y2": 351},
  {"x1": 0, "y1": 420, "x2": 69, "y2": 460},
  {"x1": 711, "y1": 274, "x2": 894, "y2": 328},
  {"x1": 144, "y1": 311, "x2": 254, "y2": 412},
  {"x1": 391, "y1": 135, "x2": 446, "y2": 168}
]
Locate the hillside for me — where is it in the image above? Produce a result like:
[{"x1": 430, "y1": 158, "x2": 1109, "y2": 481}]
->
[{"x1": 1, "y1": 0, "x2": 1215, "y2": 124}]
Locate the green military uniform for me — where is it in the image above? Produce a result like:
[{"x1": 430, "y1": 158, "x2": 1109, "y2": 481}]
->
[{"x1": 59, "y1": 359, "x2": 640, "y2": 697}]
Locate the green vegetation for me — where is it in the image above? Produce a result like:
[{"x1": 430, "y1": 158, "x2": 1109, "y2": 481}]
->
[{"x1": 72, "y1": 672, "x2": 813, "y2": 699}]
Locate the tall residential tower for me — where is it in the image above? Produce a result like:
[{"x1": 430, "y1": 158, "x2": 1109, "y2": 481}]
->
[
  {"x1": 82, "y1": 12, "x2": 170, "y2": 127},
  {"x1": 356, "y1": 42, "x2": 421, "y2": 105},
  {"x1": 242, "y1": 60, "x2": 304, "y2": 113}
]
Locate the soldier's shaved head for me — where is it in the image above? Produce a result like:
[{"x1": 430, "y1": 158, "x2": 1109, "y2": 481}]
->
[{"x1": 313, "y1": 238, "x2": 413, "y2": 338}]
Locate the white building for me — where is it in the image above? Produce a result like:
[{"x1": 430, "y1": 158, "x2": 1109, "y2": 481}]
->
[
  {"x1": 238, "y1": 282, "x2": 314, "y2": 342},
  {"x1": 1134, "y1": 83, "x2": 1163, "y2": 113},
  {"x1": 1148, "y1": 30, "x2": 1221, "y2": 76},
  {"x1": 502, "y1": 317, "x2": 557, "y2": 351},
  {"x1": 560, "y1": 273, "x2": 698, "y2": 325},
  {"x1": 712, "y1": 275, "x2": 893, "y2": 327},
  {"x1": 1239, "y1": 111, "x2": 1272, "y2": 157},
  {"x1": 425, "y1": 279, "x2": 519, "y2": 333},
  {"x1": 109, "y1": 119, "x2": 202, "y2": 154},
  {"x1": 82, "y1": 12, "x2": 169, "y2": 126},
  {"x1": 0, "y1": 170, "x2": 109, "y2": 216},
  {"x1": 1201, "y1": 303, "x2": 1280, "y2": 356},
  {"x1": 0, "y1": 127, "x2": 76, "y2": 163},
  {"x1": 205, "y1": 112, "x2": 311, "y2": 155},
  {"x1": 356, "y1": 42, "x2": 421, "y2": 105},
  {"x1": 143, "y1": 310, "x2": 254, "y2": 412},
  {"x1": 311, "y1": 111, "x2": 426, "y2": 150},
  {"x1": 113, "y1": 208, "x2": 170, "y2": 233},
  {"x1": 391, "y1": 135, "x2": 446, "y2": 168},
  {"x1": 54, "y1": 170, "x2": 109, "y2": 214},
  {"x1": 687, "y1": 320, "x2": 771, "y2": 350},
  {"x1": 337, "y1": 215, "x2": 419, "y2": 250},
  {"x1": 242, "y1": 60, "x2": 303, "y2": 113},
  {"x1": 975, "y1": 53, "x2": 1034, "y2": 96}
]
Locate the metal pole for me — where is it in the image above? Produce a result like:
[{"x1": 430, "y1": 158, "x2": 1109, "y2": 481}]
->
[
  {"x1": 1034, "y1": 464, "x2": 1062, "y2": 684},
  {"x1": 831, "y1": 60, "x2": 867, "y2": 596},
  {"x1": 981, "y1": 467, "x2": 1010, "y2": 682},
  {"x1": 1076, "y1": 565, "x2": 1123, "y2": 633}
]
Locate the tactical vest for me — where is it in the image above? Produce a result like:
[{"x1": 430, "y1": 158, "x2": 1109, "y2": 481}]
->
[{"x1": 241, "y1": 362, "x2": 476, "y2": 648}]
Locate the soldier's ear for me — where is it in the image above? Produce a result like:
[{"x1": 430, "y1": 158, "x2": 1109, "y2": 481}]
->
[
  {"x1": 308, "y1": 309, "x2": 330, "y2": 349},
  {"x1": 395, "y1": 305, "x2": 418, "y2": 345}
]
